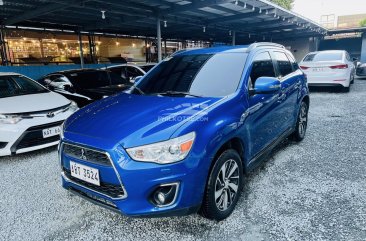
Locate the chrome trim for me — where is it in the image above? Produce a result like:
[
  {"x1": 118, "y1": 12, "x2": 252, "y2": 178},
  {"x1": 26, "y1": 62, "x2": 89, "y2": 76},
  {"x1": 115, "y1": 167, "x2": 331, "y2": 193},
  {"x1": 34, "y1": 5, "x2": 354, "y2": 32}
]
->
[
  {"x1": 60, "y1": 142, "x2": 128, "y2": 200},
  {"x1": 154, "y1": 182, "x2": 180, "y2": 208}
]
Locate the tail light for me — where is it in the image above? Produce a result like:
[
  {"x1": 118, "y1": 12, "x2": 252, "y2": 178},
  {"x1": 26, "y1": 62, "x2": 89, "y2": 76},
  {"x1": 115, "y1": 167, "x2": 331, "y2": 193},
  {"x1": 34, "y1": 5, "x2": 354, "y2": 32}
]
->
[
  {"x1": 330, "y1": 64, "x2": 348, "y2": 69},
  {"x1": 300, "y1": 66, "x2": 310, "y2": 70}
]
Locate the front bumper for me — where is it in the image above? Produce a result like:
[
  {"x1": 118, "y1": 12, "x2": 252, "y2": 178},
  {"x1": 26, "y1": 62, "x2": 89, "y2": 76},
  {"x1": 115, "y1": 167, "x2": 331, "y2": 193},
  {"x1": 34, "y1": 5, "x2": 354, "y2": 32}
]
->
[
  {"x1": 60, "y1": 141, "x2": 207, "y2": 217},
  {"x1": 0, "y1": 110, "x2": 74, "y2": 156}
]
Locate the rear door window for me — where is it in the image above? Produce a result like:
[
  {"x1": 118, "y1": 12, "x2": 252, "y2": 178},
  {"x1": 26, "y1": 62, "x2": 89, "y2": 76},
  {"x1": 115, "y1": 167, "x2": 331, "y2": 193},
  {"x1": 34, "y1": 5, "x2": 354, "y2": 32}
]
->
[{"x1": 273, "y1": 51, "x2": 293, "y2": 77}]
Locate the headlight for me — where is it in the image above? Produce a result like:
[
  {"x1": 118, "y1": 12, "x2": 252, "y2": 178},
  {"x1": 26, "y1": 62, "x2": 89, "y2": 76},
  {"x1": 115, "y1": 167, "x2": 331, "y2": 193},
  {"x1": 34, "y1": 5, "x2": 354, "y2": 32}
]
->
[
  {"x1": 126, "y1": 132, "x2": 196, "y2": 164},
  {"x1": 68, "y1": 101, "x2": 79, "y2": 112},
  {"x1": 0, "y1": 114, "x2": 22, "y2": 124}
]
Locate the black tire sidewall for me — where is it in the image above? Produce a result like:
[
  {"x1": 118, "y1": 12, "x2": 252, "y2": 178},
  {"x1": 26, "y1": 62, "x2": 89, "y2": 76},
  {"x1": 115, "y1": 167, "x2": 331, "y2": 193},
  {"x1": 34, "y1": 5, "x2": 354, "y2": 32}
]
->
[
  {"x1": 202, "y1": 149, "x2": 243, "y2": 221},
  {"x1": 293, "y1": 101, "x2": 308, "y2": 141}
]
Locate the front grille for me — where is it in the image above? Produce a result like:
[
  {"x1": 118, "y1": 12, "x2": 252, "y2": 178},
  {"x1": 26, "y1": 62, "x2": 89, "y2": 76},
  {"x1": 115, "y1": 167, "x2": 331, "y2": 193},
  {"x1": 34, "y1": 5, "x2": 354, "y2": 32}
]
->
[
  {"x1": 63, "y1": 143, "x2": 111, "y2": 166},
  {"x1": 63, "y1": 168, "x2": 125, "y2": 198},
  {"x1": 17, "y1": 135, "x2": 60, "y2": 149},
  {"x1": 12, "y1": 121, "x2": 63, "y2": 152}
]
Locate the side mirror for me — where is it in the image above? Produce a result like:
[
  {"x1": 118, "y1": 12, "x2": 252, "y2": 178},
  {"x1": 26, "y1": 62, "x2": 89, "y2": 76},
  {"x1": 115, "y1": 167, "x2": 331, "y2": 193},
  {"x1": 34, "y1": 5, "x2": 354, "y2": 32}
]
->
[
  {"x1": 62, "y1": 84, "x2": 75, "y2": 93},
  {"x1": 132, "y1": 76, "x2": 143, "y2": 84},
  {"x1": 251, "y1": 77, "x2": 281, "y2": 95},
  {"x1": 353, "y1": 57, "x2": 358, "y2": 62}
]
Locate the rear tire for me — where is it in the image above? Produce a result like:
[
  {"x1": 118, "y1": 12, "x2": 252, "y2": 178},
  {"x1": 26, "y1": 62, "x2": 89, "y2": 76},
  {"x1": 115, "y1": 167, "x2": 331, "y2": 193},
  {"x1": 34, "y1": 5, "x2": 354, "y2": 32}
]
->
[
  {"x1": 290, "y1": 101, "x2": 308, "y2": 142},
  {"x1": 343, "y1": 86, "x2": 350, "y2": 92},
  {"x1": 199, "y1": 149, "x2": 243, "y2": 221}
]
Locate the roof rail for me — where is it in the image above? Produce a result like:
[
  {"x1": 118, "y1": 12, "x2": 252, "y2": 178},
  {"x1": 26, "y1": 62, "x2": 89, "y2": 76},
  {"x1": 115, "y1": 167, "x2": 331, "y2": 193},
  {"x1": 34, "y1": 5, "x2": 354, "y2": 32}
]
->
[{"x1": 246, "y1": 42, "x2": 285, "y2": 52}]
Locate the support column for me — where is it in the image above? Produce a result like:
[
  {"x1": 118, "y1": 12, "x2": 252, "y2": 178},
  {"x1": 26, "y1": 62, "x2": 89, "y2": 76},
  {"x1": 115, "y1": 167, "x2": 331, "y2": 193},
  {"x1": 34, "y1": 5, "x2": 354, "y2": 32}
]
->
[
  {"x1": 78, "y1": 33, "x2": 84, "y2": 68},
  {"x1": 88, "y1": 34, "x2": 95, "y2": 64},
  {"x1": 164, "y1": 39, "x2": 167, "y2": 58},
  {"x1": 232, "y1": 31, "x2": 236, "y2": 46},
  {"x1": 157, "y1": 17, "x2": 162, "y2": 62},
  {"x1": 0, "y1": 27, "x2": 8, "y2": 66},
  {"x1": 361, "y1": 33, "x2": 366, "y2": 63}
]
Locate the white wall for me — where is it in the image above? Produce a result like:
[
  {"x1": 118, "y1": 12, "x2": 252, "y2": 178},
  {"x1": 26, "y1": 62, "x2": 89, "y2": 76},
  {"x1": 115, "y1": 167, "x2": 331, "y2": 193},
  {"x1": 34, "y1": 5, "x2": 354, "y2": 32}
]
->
[{"x1": 276, "y1": 37, "x2": 318, "y2": 61}]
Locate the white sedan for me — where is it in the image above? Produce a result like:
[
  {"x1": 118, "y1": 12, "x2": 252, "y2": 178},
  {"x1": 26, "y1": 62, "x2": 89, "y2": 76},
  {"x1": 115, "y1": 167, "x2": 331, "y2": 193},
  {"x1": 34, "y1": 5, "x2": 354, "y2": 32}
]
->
[
  {"x1": 299, "y1": 50, "x2": 355, "y2": 92},
  {"x1": 0, "y1": 72, "x2": 78, "y2": 156}
]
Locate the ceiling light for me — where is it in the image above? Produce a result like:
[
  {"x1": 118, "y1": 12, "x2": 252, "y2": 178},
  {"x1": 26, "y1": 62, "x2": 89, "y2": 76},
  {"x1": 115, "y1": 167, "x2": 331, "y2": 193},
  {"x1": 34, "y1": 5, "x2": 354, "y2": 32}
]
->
[
  {"x1": 203, "y1": 26, "x2": 206, "y2": 32},
  {"x1": 229, "y1": 30, "x2": 232, "y2": 36},
  {"x1": 235, "y1": 0, "x2": 238, "y2": 5},
  {"x1": 0, "y1": 0, "x2": 3, "y2": 6},
  {"x1": 243, "y1": 2, "x2": 247, "y2": 8},
  {"x1": 259, "y1": 8, "x2": 262, "y2": 13},
  {"x1": 164, "y1": 20, "x2": 167, "y2": 28},
  {"x1": 101, "y1": 10, "x2": 106, "y2": 19},
  {"x1": 252, "y1": 6, "x2": 255, "y2": 11}
]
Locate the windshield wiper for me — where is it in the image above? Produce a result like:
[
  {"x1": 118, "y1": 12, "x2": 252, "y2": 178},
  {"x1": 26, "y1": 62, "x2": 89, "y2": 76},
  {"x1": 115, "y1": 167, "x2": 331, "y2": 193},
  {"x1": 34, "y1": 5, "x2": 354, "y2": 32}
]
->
[{"x1": 155, "y1": 91, "x2": 202, "y2": 98}]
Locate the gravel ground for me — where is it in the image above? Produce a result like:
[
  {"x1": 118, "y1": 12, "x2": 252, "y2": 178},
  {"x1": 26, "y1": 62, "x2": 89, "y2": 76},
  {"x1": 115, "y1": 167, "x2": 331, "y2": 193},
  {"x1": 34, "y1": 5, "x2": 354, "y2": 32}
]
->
[{"x1": 1, "y1": 78, "x2": 366, "y2": 241}]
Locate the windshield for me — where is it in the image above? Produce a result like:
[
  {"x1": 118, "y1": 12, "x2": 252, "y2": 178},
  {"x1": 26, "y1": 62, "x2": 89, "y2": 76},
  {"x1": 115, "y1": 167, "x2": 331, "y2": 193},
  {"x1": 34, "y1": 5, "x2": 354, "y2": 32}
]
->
[
  {"x1": 303, "y1": 52, "x2": 343, "y2": 62},
  {"x1": 65, "y1": 71, "x2": 129, "y2": 89},
  {"x1": 0, "y1": 75, "x2": 48, "y2": 98},
  {"x1": 134, "y1": 53, "x2": 247, "y2": 97}
]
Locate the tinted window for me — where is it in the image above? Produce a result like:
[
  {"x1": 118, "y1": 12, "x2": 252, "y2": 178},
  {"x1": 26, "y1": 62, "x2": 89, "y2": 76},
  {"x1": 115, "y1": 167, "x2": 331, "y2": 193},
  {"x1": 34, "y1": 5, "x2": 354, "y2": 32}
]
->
[
  {"x1": 303, "y1": 52, "x2": 343, "y2": 62},
  {"x1": 66, "y1": 71, "x2": 110, "y2": 89},
  {"x1": 274, "y1": 51, "x2": 293, "y2": 77},
  {"x1": 249, "y1": 52, "x2": 276, "y2": 87},
  {"x1": 109, "y1": 72, "x2": 130, "y2": 85},
  {"x1": 126, "y1": 66, "x2": 143, "y2": 78},
  {"x1": 109, "y1": 66, "x2": 124, "y2": 77},
  {"x1": 286, "y1": 53, "x2": 299, "y2": 70},
  {"x1": 0, "y1": 75, "x2": 48, "y2": 98},
  {"x1": 136, "y1": 53, "x2": 247, "y2": 97}
]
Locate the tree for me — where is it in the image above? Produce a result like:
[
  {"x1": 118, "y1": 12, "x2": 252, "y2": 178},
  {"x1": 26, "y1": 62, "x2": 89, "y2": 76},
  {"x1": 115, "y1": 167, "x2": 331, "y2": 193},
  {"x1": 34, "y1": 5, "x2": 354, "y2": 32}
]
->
[
  {"x1": 270, "y1": 0, "x2": 294, "y2": 10},
  {"x1": 360, "y1": 18, "x2": 366, "y2": 27}
]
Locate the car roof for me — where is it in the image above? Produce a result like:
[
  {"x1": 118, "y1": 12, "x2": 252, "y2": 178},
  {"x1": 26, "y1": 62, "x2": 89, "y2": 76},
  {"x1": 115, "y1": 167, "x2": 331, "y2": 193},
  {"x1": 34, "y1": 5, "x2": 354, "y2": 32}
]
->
[
  {"x1": 49, "y1": 68, "x2": 107, "y2": 75},
  {"x1": 0, "y1": 72, "x2": 22, "y2": 76},
  {"x1": 308, "y1": 50, "x2": 346, "y2": 55},
  {"x1": 174, "y1": 45, "x2": 249, "y2": 56}
]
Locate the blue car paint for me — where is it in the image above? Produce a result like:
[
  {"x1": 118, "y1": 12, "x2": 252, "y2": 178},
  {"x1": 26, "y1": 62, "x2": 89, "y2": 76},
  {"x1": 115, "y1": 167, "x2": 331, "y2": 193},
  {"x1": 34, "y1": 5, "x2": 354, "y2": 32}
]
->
[{"x1": 60, "y1": 44, "x2": 309, "y2": 217}]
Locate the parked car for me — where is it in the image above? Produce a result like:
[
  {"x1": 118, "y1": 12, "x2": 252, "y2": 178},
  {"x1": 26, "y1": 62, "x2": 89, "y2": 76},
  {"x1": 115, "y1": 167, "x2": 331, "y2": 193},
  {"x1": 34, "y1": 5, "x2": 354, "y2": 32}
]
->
[
  {"x1": 356, "y1": 62, "x2": 366, "y2": 76},
  {"x1": 59, "y1": 43, "x2": 309, "y2": 220},
  {"x1": 0, "y1": 72, "x2": 78, "y2": 157},
  {"x1": 299, "y1": 50, "x2": 355, "y2": 92},
  {"x1": 38, "y1": 69, "x2": 132, "y2": 107},
  {"x1": 104, "y1": 63, "x2": 156, "y2": 83}
]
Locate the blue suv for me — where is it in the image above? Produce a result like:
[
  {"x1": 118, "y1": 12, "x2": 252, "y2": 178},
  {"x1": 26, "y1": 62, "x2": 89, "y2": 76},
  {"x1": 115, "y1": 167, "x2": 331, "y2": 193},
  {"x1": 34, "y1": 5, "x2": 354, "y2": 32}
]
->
[{"x1": 59, "y1": 43, "x2": 309, "y2": 220}]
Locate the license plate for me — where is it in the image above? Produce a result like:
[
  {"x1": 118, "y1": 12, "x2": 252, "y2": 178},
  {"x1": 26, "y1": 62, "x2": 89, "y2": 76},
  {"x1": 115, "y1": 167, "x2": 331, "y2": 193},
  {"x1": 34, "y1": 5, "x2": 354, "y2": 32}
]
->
[
  {"x1": 42, "y1": 126, "x2": 61, "y2": 138},
  {"x1": 70, "y1": 161, "x2": 100, "y2": 186},
  {"x1": 312, "y1": 67, "x2": 325, "y2": 72}
]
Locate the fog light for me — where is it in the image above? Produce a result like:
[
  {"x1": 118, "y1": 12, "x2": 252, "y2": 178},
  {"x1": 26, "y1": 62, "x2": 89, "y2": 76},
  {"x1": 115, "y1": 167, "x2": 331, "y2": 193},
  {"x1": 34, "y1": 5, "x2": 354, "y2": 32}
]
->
[
  {"x1": 150, "y1": 182, "x2": 179, "y2": 207},
  {"x1": 156, "y1": 192, "x2": 166, "y2": 205}
]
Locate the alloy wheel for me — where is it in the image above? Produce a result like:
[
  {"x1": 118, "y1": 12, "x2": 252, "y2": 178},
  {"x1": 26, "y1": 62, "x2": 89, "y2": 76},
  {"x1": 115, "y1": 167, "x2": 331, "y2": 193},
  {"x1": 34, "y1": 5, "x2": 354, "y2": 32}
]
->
[
  {"x1": 214, "y1": 159, "x2": 240, "y2": 211},
  {"x1": 298, "y1": 103, "x2": 308, "y2": 138}
]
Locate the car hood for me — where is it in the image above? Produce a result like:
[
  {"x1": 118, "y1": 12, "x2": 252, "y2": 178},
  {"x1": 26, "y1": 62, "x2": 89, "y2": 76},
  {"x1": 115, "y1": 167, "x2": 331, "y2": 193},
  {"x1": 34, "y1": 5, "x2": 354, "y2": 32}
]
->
[
  {"x1": 0, "y1": 91, "x2": 70, "y2": 114},
  {"x1": 78, "y1": 84, "x2": 131, "y2": 99},
  {"x1": 65, "y1": 93, "x2": 223, "y2": 149}
]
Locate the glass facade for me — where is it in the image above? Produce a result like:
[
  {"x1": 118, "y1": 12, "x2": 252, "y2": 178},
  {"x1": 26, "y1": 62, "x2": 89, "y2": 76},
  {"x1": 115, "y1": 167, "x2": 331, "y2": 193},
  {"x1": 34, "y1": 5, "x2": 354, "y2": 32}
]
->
[{"x1": 0, "y1": 29, "x2": 210, "y2": 66}]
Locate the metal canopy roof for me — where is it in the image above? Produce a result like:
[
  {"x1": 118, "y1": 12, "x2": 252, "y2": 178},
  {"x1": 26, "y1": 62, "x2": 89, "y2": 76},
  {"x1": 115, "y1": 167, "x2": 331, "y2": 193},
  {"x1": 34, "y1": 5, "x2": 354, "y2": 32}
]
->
[{"x1": 0, "y1": 0, "x2": 327, "y2": 42}]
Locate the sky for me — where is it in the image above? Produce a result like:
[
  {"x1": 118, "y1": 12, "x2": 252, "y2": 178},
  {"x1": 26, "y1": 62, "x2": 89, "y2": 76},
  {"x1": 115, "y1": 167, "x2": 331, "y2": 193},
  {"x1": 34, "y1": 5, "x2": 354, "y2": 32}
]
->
[{"x1": 292, "y1": 0, "x2": 366, "y2": 23}]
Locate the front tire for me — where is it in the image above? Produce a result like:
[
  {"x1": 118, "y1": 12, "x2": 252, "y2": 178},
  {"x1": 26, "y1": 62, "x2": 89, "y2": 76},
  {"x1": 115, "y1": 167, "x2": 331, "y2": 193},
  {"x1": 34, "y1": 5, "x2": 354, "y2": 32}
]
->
[
  {"x1": 291, "y1": 101, "x2": 308, "y2": 142},
  {"x1": 199, "y1": 149, "x2": 243, "y2": 221}
]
